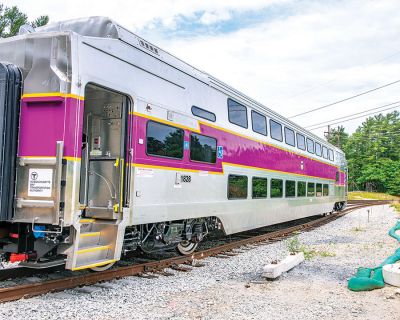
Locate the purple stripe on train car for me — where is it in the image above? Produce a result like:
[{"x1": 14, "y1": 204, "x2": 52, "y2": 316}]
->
[
  {"x1": 18, "y1": 96, "x2": 84, "y2": 158},
  {"x1": 132, "y1": 115, "x2": 339, "y2": 180}
]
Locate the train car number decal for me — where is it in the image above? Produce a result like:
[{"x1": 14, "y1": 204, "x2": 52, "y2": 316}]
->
[
  {"x1": 181, "y1": 175, "x2": 191, "y2": 183},
  {"x1": 28, "y1": 168, "x2": 53, "y2": 197},
  {"x1": 217, "y1": 146, "x2": 223, "y2": 159}
]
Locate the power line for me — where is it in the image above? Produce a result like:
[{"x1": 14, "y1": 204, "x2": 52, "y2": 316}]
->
[
  {"x1": 305, "y1": 100, "x2": 400, "y2": 129},
  {"x1": 285, "y1": 49, "x2": 400, "y2": 101},
  {"x1": 308, "y1": 104, "x2": 400, "y2": 130},
  {"x1": 288, "y1": 79, "x2": 400, "y2": 119}
]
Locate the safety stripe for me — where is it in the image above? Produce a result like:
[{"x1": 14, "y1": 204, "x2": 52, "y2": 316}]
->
[
  {"x1": 22, "y1": 92, "x2": 84, "y2": 100},
  {"x1": 72, "y1": 259, "x2": 117, "y2": 271},
  {"x1": 80, "y1": 232, "x2": 101, "y2": 238},
  {"x1": 79, "y1": 218, "x2": 96, "y2": 223},
  {"x1": 77, "y1": 245, "x2": 111, "y2": 254},
  {"x1": 132, "y1": 162, "x2": 335, "y2": 181}
]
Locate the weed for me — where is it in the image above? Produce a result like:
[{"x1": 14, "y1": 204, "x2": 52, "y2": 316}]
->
[{"x1": 351, "y1": 226, "x2": 366, "y2": 232}]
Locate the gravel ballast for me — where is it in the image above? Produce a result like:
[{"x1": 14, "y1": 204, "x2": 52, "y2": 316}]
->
[{"x1": 1, "y1": 205, "x2": 399, "y2": 320}]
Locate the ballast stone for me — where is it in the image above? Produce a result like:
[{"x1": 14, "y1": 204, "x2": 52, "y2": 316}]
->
[
  {"x1": 262, "y1": 252, "x2": 305, "y2": 279},
  {"x1": 383, "y1": 263, "x2": 400, "y2": 287}
]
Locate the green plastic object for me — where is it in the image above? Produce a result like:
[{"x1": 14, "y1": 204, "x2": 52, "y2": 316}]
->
[{"x1": 348, "y1": 220, "x2": 400, "y2": 292}]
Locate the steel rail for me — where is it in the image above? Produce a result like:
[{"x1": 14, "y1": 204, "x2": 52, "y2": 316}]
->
[{"x1": 0, "y1": 200, "x2": 392, "y2": 303}]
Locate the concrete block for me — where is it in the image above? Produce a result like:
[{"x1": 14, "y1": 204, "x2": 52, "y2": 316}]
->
[
  {"x1": 383, "y1": 263, "x2": 400, "y2": 287},
  {"x1": 262, "y1": 252, "x2": 304, "y2": 279}
]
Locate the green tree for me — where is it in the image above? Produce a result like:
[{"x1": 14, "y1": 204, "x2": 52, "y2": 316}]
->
[
  {"x1": 0, "y1": 4, "x2": 49, "y2": 38},
  {"x1": 327, "y1": 126, "x2": 349, "y2": 149}
]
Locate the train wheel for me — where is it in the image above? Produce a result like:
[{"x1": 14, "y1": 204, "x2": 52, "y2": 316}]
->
[
  {"x1": 90, "y1": 261, "x2": 115, "y2": 272},
  {"x1": 177, "y1": 240, "x2": 198, "y2": 255}
]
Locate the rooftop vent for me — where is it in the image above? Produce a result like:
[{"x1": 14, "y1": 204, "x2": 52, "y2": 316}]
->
[{"x1": 138, "y1": 39, "x2": 159, "y2": 55}]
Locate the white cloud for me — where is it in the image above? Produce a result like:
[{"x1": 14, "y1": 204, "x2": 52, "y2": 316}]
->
[{"x1": 3, "y1": 0, "x2": 400, "y2": 139}]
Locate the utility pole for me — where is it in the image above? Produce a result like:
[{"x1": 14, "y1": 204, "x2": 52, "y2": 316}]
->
[{"x1": 324, "y1": 125, "x2": 331, "y2": 141}]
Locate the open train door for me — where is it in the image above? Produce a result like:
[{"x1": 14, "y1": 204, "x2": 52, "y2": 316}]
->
[{"x1": 0, "y1": 63, "x2": 22, "y2": 221}]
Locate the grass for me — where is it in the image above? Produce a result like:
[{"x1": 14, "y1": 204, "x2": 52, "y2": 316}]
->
[
  {"x1": 285, "y1": 236, "x2": 336, "y2": 260},
  {"x1": 348, "y1": 191, "x2": 400, "y2": 200},
  {"x1": 391, "y1": 203, "x2": 400, "y2": 214},
  {"x1": 351, "y1": 226, "x2": 366, "y2": 232}
]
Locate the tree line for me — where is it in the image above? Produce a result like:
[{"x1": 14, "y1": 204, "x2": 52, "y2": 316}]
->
[
  {"x1": 0, "y1": 3, "x2": 48, "y2": 38},
  {"x1": 328, "y1": 111, "x2": 400, "y2": 195}
]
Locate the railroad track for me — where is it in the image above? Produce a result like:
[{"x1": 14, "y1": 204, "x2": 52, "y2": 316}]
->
[{"x1": 0, "y1": 200, "x2": 393, "y2": 303}]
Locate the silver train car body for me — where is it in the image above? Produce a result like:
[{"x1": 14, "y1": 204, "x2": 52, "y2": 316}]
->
[{"x1": 0, "y1": 17, "x2": 347, "y2": 270}]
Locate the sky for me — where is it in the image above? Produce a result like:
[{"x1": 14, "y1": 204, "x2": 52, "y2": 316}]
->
[{"x1": 3, "y1": 0, "x2": 400, "y2": 139}]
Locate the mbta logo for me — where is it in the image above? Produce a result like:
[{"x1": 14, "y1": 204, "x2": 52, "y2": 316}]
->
[{"x1": 30, "y1": 171, "x2": 38, "y2": 180}]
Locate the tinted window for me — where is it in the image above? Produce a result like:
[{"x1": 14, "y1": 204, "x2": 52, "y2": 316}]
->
[
  {"x1": 297, "y1": 181, "x2": 306, "y2": 197},
  {"x1": 147, "y1": 121, "x2": 184, "y2": 159},
  {"x1": 315, "y1": 142, "x2": 322, "y2": 157},
  {"x1": 316, "y1": 183, "x2": 322, "y2": 197},
  {"x1": 252, "y1": 177, "x2": 268, "y2": 198},
  {"x1": 190, "y1": 133, "x2": 217, "y2": 163},
  {"x1": 270, "y1": 120, "x2": 283, "y2": 142},
  {"x1": 228, "y1": 175, "x2": 248, "y2": 199},
  {"x1": 323, "y1": 184, "x2": 329, "y2": 196},
  {"x1": 191, "y1": 106, "x2": 216, "y2": 122},
  {"x1": 228, "y1": 99, "x2": 247, "y2": 128},
  {"x1": 328, "y1": 149, "x2": 334, "y2": 161},
  {"x1": 271, "y1": 179, "x2": 283, "y2": 198},
  {"x1": 306, "y1": 138, "x2": 314, "y2": 154},
  {"x1": 284, "y1": 127, "x2": 295, "y2": 147},
  {"x1": 251, "y1": 110, "x2": 267, "y2": 136},
  {"x1": 336, "y1": 172, "x2": 340, "y2": 182},
  {"x1": 322, "y1": 146, "x2": 328, "y2": 159},
  {"x1": 285, "y1": 180, "x2": 296, "y2": 197},
  {"x1": 307, "y1": 182, "x2": 315, "y2": 197},
  {"x1": 297, "y1": 133, "x2": 306, "y2": 150}
]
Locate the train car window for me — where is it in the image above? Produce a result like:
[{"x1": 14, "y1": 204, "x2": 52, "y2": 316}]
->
[
  {"x1": 323, "y1": 184, "x2": 329, "y2": 196},
  {"x1": 190, "y1": 133, "x2": 217, "y2": 163},
  {"x1": 271, "y1": 179, "x2": 283, "y2": 198},
  {"x1": 251, "y1": 110, "x2": 267, "y2": 136},
  {"x1": 336, "y1": 171, "x2": 340, "y2": 182},
  {"x1": 297, "y1": 181, "x2": 306, "y2": 197},
  {"x1": 322, "y1": 146, "x2": 328, "y2": 159},
  {"x1": 228, "y1": 175, "x2": 248, "y2": 199},
  {"x1": 316, "y1": 183, "x2": 322, "y2": 197},
  {"x1": 306, "y1": 138, "x2": 314, "y2": 154},
  {"x1": 252, "y1": 177, "x2": 268, "y2": 198},
  {"x1": 191, "y1": 106, "x2": 216, "y2": 122},
  {"x1": 228, "y1": 98, "x2": 248, "y2": 128},
  {"x1": 328, "y1": 149, "x2": 334, "y2": 161},
  {"x1": 296, "y1": 133, "x2": 306, "y2": 150},
  {"x1": 315, "y1": 142, "x2": 322, "y2": 157},
  {"x1": 270, "y1": 120, "x2": 283, "y2": 142},
  {"x1": 307, "y1": 182, "x2": 315, "y2": 197},
  {"x1": 284, "y1": 127, "x2": 295, "y2": 147},
  {"x1": 146, "y1": 121, "x2": 184, "y2": 159},
  {"x1": 285, "y1": 180, "x2": 296, "y2": 197}
]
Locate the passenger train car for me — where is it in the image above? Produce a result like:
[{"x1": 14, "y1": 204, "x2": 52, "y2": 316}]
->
[{"x1": 0, "y1": 17, "x2": 347, "y2": 271}]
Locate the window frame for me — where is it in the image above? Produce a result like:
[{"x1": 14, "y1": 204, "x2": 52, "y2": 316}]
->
[
  {"x1": 322, "y1": 146, "x2": 328, "y2": 159},
  {"x1": 191, "y1": 105, "x2": 216, "y2": 122},
  {"x1": 284, "y1": 127, "x2": 296, "y2": 147},
  {"x1": 227, "y1": 174, "x2": 248, "y2": 200},
  {"x1": 307, "y1": 182, "x2": 315, "y2": 197},
  {"x1": 297, "y1": 181, "x2": 306, "y2": 197},
  {"x1": 315, "y1": 142, "x2": 322, "y2": 157},
  {"x1": 328, "y1": 149, "x2": 334, "y2": 161},
  {"x1": 316, "y1": 183, "x2": 322, "y2": 197},
  {"x1": 270, "y1": 119, "x2": 283, "y2": 142},
  {"x1": 270, "y1": 178, "x2": 283, "y2": 198},
  {"x1": 306, "y1": 138, "x2": 314, "y2": 154},
  {"x1": 189, "y1": 132, "x2": 217, "y2": 164},
  {"x1": 252, "y1": 177, "x2": 268, "y2": 199},
  {"x1": 323, "y1": 184, "x2": 329, "y2": 196},
  {"x1": 296, "y1": 133, "x2": 306, "y2": 150},
  {"x1": 146, "y1": 120, "x2": 184, "y2": 160},
  {"x1": 285, "y1": 180, "x2": 296, "y2": 198},
  {"x1": 228, "y1": 98, "x2": 248, "y2": 129},
  {"x1": 251, "y1": 110, "x2": 268, "y2": 136}
]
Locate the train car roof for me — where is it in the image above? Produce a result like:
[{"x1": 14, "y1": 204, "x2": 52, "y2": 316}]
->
[{"x1": 35, "y1": 16, "x2": 344, "y2": 155}]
